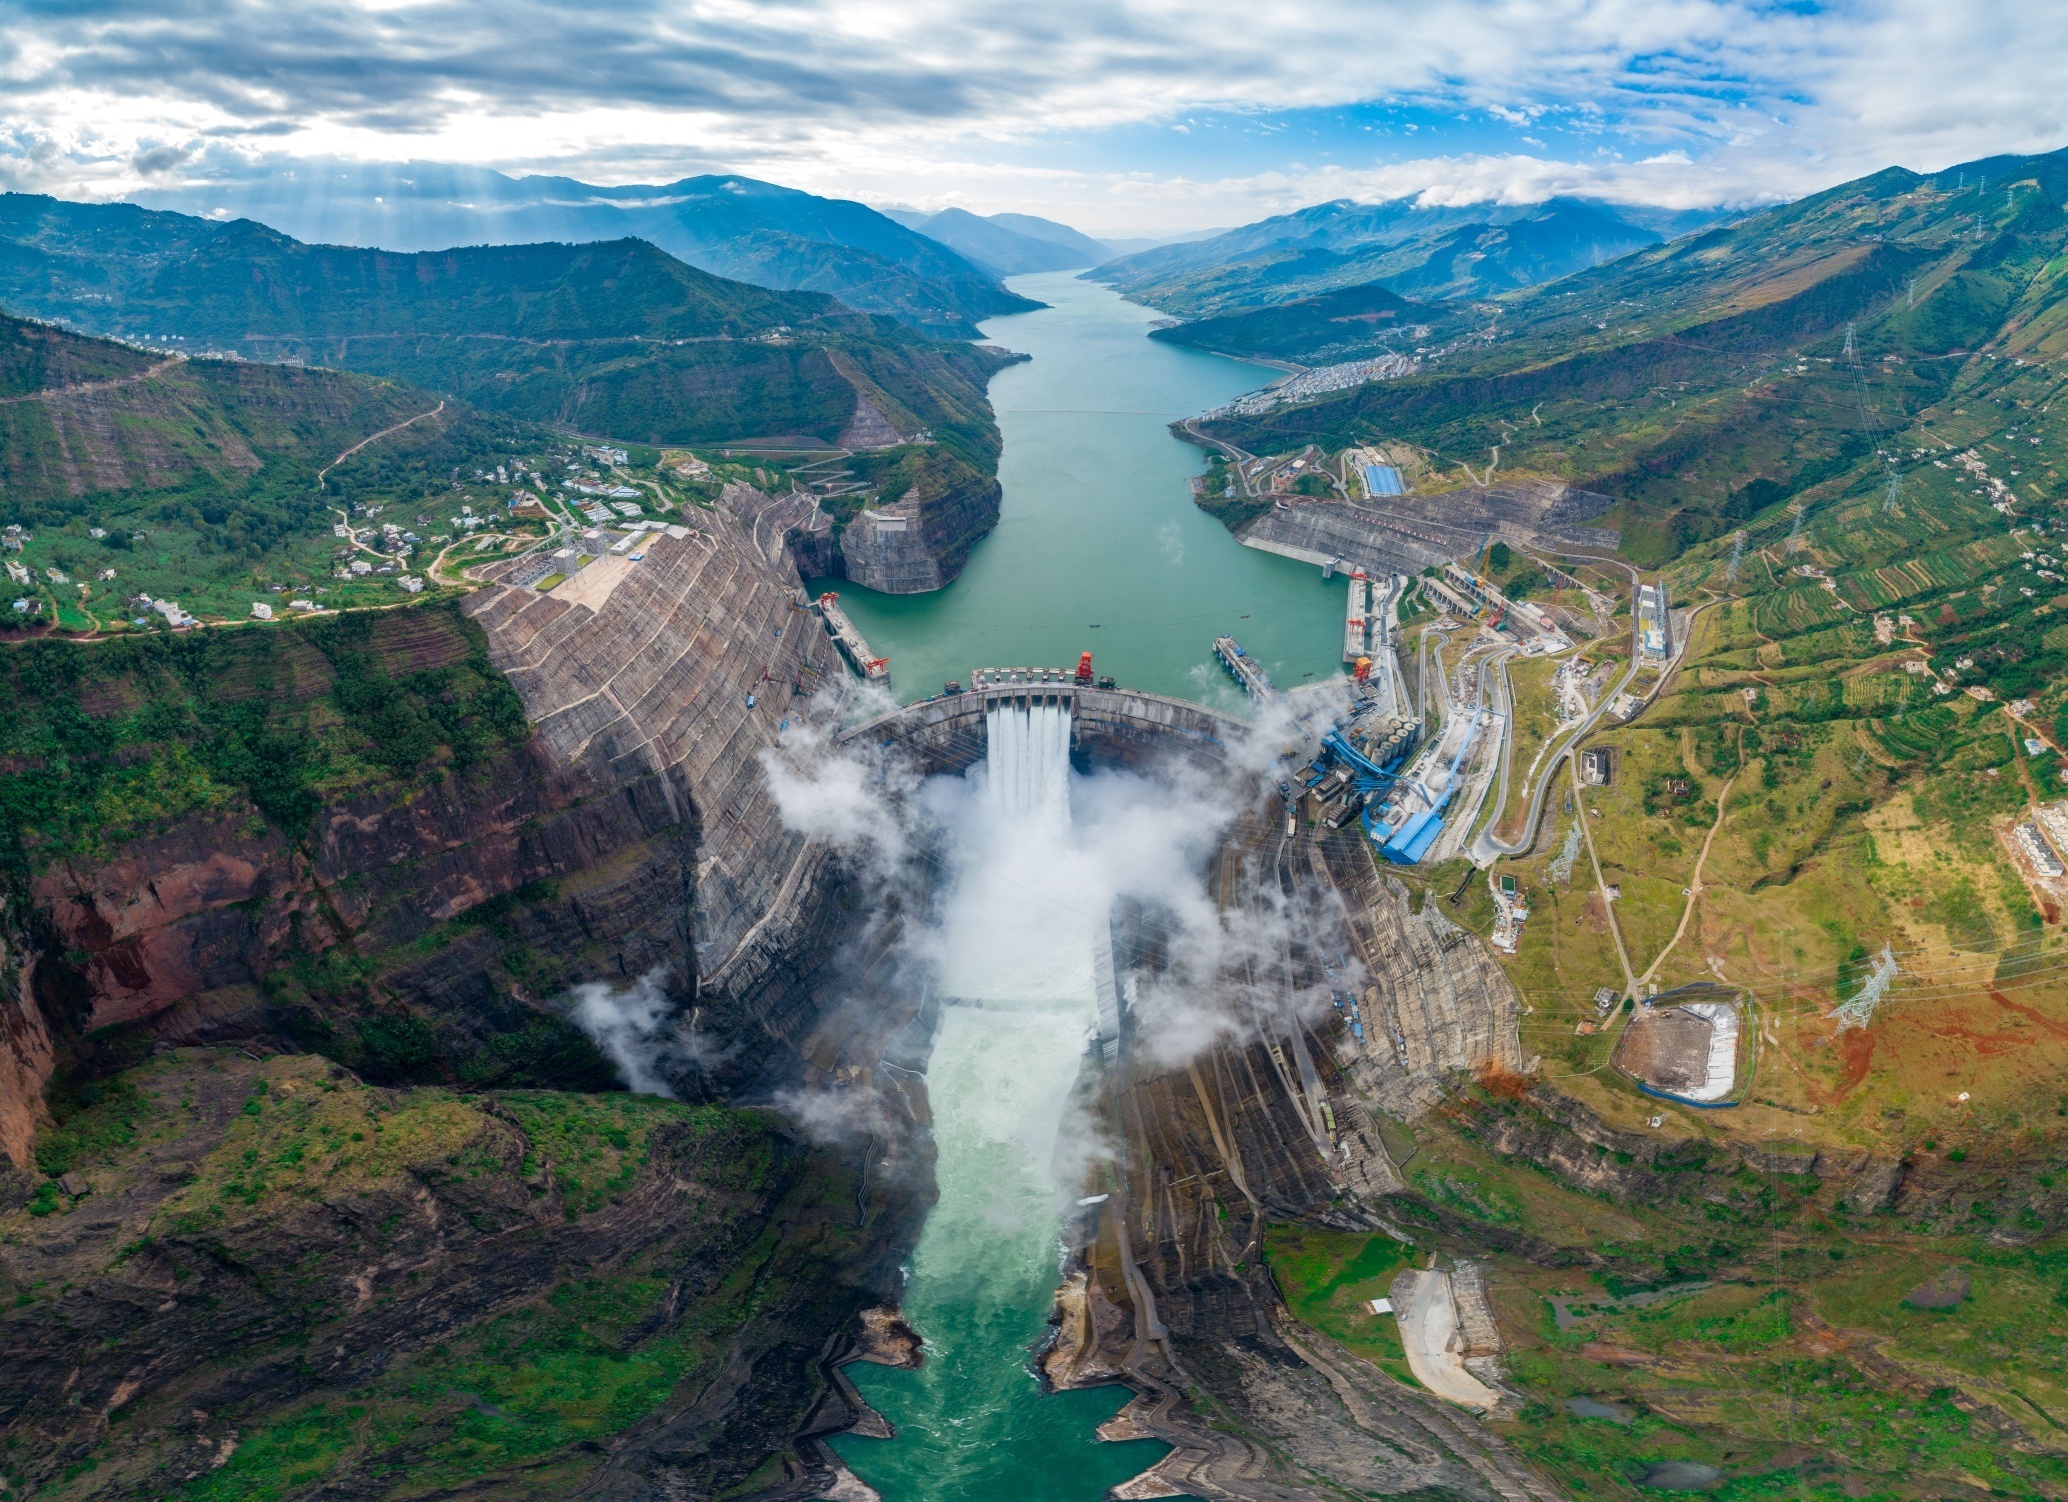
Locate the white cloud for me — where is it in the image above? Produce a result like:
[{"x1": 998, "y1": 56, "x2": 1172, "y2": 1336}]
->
[{"x1": 0, "y1": 0, "x2": 2062, "y2": 231}]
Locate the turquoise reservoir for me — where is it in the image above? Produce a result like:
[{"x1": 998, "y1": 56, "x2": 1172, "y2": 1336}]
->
[{"x1": 808, "y1": 271, "x2": 1348, "y2": 704}]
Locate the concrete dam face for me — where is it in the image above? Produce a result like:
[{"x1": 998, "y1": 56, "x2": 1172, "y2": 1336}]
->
[
  {"x1": 816, "y1": 680, "x2": 1537, "y2": 1502},
  {"x1": 837, "y1": 677, "x2": 1250, "y2": 777}
]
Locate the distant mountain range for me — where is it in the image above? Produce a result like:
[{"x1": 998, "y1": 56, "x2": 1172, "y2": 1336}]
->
[
  {"x1": 1092, "y1": 197, "x2": 1716, "y2": 314},
  {"x1": 880, "y1": 208, "x2": 1113, "y2": 277},
  {"x1": 130, "y1": 164, "x2": 1039, "y2": 338}
]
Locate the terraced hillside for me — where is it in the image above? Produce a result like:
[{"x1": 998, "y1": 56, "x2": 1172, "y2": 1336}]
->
[
  {"x1": 1202, "y1": 147, "x2": 2068, "y2": 566},
  {"x1": 0, "y1": 217, "x2": 1016, "y2": 598}
]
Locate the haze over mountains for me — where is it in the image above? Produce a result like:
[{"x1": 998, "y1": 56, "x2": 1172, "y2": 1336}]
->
[
  {"x1": 1093, "y1": 196, "x2": 1721, "y2": 314},
  {"x1": 879, "y1": 208, "x2": 1115, "y2": 277},
  {"x1": 134, "y1": 164, "x2": 1039, "y2": 338},
  {"x1": 105, "y1": 152, "x2": 1751, "y2": 351}
]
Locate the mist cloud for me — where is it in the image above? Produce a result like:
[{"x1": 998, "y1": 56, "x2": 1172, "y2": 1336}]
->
[{"x1": 567, "y1": 969, "x2": 678, "y2": 1097}]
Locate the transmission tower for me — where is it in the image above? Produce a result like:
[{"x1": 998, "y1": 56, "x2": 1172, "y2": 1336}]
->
[
  {"x1": 1843, "y1": 321, "x2": 1856, "y2": 359},
  {"x1": 1724, "y1": 530, "x2": 1747, "y2": 585},
  {"x1": 1883, "y1": 470, "x2": 1902, "y2": 514}
]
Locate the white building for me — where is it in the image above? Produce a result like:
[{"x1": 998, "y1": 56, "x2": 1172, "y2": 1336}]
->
[{"x1": 2016, "y1": 823, "x2": 2064, "y2": 877}]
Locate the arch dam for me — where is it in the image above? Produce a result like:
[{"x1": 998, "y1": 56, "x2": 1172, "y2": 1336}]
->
[{"x1": 836, "y1": 672, "x2": 1251, "y2": 775}]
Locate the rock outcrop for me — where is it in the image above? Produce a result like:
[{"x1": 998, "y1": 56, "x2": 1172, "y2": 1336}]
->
[
  {"x1": 0, "y1": 1050, "x2": 924, "y2": 1498},
  {"x1": 0, "y1": 500, "x2": 935, "y2": 1494},
  {"x1": 1232, "y1": 479, "x2": 1618, "y2": 577},
  {"x1": 1034, "y1": 811, "x2": 1563, "y2": 1499}
]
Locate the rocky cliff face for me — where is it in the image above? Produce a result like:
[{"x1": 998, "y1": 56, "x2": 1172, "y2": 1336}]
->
[
  {"x1": 0, "y1": 504, "x2": 861, "y2": 1129},
  {"x1": 0, "y1": 503, "x2": 931, "y2": 1496},
  {"x1": 1030, "y1": 813, "x2": 1561, "y2": 1499},
  {"x1": 835, "y1": 468, "x2": 1000, "y2": 594},
  {"x1": 0, "y1": 1049, "x2": 924, "y2": 1498}
]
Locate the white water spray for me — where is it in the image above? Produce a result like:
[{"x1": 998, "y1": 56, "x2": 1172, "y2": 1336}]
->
[{"x1": 844, "y1": 699, "x2": 1113, "y2": 1493}]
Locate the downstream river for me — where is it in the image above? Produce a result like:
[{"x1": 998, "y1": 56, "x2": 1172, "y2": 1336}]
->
[
  {"x1": 809, "y1": 271, "x2": 1347, "y2": 702},
  {"x1": 824, "y1": 277, "x2": 1342, "y2": 1498}
]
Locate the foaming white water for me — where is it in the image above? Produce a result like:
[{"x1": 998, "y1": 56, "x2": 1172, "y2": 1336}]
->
[
  {"x1": 862, "y1": 700, "x2": 1104, "y2": 1489},
  {"x1": 984, "y1": 700, "x2": 1073, "y2": 832},
  {"x1": 934, "y1": 703, "x2": 1097, "y2": 1012}
]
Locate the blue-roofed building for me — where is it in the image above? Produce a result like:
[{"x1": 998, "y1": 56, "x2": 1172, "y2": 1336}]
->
[{"x1": 1361, "y1": 463, "x2": 1404, "y2": 497}]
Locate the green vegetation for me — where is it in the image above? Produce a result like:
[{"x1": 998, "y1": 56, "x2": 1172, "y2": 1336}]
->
[
  {"x1": 0, "y1": 599, "x2": 529, "y2": 872},
  {"x1": 1264, "y1": 1225, "x2": 1419, "y2": 1388},
  {"x1": 0, "y1": 209, "x2": 1017, "y2": 571},
  {"x1": 0, "y1": 310, "x2": 571, "y2": 628},
  {"x1": 1151, "y1": 280, "x2": 1459, "y2": 362},
  {"x1": 4, "y1": 1051, "x2": 881, "y2": 1501},
  {"x1": 1103, "y1": 198, "x2": 1664, "y2": 315},
  {"x1": 1273, "y1": 1086, "x2": 2068, "y2": 1501},
  {"x1": 1204, "y1": 147, "x2": 2068, "y2": 567}
]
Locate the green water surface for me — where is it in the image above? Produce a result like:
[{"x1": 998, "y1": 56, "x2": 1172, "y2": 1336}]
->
[
  {"x1": 808, "y1": 270, "x2": 1349, "y2": 703},
  {"x1": 828, "y1": 274, "x2": 1332, "y2": 1500}
]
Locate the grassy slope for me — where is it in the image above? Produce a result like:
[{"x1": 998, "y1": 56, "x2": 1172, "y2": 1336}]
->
[
  {"x1": 0, "y1": 200, "x2": 1015, "y2": 465},
  {"x1": 1280, "y1": 1074, "x2": 2068, "y2": 1502},
  {"x1": 1203, "y1": 148, "x2": 2068, "y2": 566},
  {"x1": 0, "y1": 313, "x2": 802, "y2": 631},
  {"x1": 1262, "y1": 150, "x2": 2068, "y2": 1502},
  {"x1": 1149, "y1": 280, "x2": 1458, "y2": 363},
  {"x1": 2, "y1": 1051, "x2": 887, "y2": 1500},
  {"x1": 0, "y1": 312, "x2": 562, "y2": 627}
]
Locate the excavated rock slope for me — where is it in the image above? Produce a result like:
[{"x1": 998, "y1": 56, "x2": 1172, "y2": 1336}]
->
[
  {"x1": 1049, "y1": 817, "x2": 1558, "y2": 1499},
  {"x1": 1, "y1": 497, "x2": 851, "y2": 1151}
]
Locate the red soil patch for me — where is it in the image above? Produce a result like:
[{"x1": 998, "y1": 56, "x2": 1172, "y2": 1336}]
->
[
  {"x1": 1832, "y1": 1026, "x2": 1876, "y2": 1100},
  {"x1": 1477, "y1": 1062, "x2": 1530, "y2": 1100},
  {"x1": 1924, "y1": 1023, "x2": 2031, "y2": 1057},
  {"x1": 1991, "y1": 988, "x2": 2068, "y2": 1041}
]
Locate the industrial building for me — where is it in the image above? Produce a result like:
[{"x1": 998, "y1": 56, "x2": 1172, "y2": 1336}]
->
[{"x1": 1637, "y1": 582, "x2": 1674, "y2": 659}]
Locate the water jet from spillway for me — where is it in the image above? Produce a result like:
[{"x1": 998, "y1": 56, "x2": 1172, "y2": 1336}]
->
[{"x1": 832, "y1": 698, "x2": 1168, "y2": 1500}]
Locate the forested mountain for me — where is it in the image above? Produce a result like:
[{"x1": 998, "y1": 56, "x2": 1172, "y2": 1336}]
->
[
  {"x1": 1148, "y1": 280, "x2": 1463, "y2": 363},
  {"x1": 883, "y1": 207, "x2": 1111, "y2": 276},
  {"x1": 126, "y1": 166, "x2": 1037, "y2": 337},
  {"x1": 1201, "y1": 147, "x2": 2068, "y2": 563},
  {"x1": 0, "y1": 199, "x2": 1014, "y2": 460},
  {"x1": 1091, "y1": 196, "x2": 1672, "y2": 314}
]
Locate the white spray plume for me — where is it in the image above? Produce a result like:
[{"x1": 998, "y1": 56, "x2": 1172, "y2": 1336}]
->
[
  {"x1": 758, "y1": 702, "x2": 920, "y2": 872},
  {"x1": 567, "y1": 969, "x2": 679, "y2": 1098},
  {"x1": 772, "y1": 1080, "x2": 896, "y2": 1146}
]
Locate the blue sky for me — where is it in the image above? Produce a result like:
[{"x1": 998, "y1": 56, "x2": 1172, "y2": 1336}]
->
[{"x1": 1, "y1": 0, "x2": 2063, "y2": 235}]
